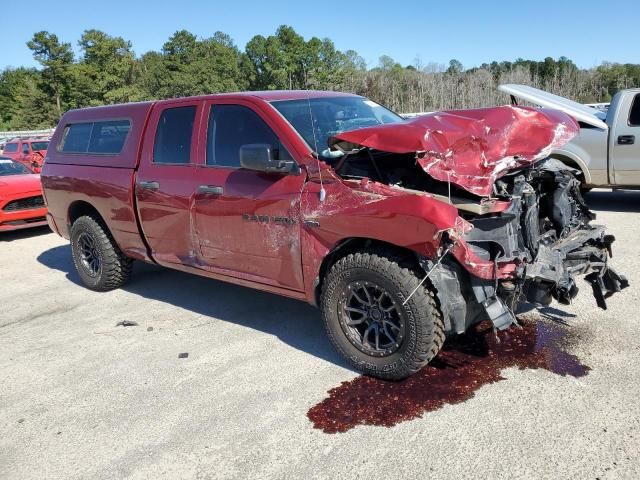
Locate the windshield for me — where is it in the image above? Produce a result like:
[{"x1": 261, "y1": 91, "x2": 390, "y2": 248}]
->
[
  {"x1": 272, "y1": 97, "x2": 404, "y2": 158},
  {"x1": 30, "y1": 141, "x2": 49, "y2": 151},
  {"x1": 0, "y1": 158, "x2": 31, "y2": 176}
]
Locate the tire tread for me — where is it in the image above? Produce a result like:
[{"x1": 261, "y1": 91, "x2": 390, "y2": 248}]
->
[
  {"x1": 71, "y1": 216, "x2": 132, "y2": 291},
  {"x1": 321, "y1": 250, "x2": 445, "y2": 380}
]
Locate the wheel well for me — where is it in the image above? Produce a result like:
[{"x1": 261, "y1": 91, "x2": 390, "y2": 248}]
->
[
  {"x1": 68, "y1": 201, "x2": 105, "y2": 227},
  {"x1": 313, "y1": 237, "x2": 426, "y2": 306},
  {"x1": 551, "y1": 154, "x2": 588, "y2": 184}
]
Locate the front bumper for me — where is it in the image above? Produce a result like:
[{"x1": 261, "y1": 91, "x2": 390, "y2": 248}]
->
[
  {"x1": 0, "y1": 218, "x2": 49, "y2": 232},
  {"x1": 0, "y1": 198, "x2": 48, "y2": 232},
  {"x1": 431, "y1": 223, "x2": 628, "y2": 335},
  {"x1": 525, "y1": 225, "x2": 629, "y2": 309}
]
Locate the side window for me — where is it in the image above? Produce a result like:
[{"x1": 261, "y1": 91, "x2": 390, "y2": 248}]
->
[
  {"x1": 22, "y1": 143, "x2": 29, "y2": 154},
  {"x1": 88, "y1": 120, "x2": 130, "y2": 154},
  {"x1": 629, "y1": 94, "x2": 640, "y2": 126},
  {"x1": 153, "y1": 106, "x2": 196, "y2": 164},
  {"x1": 207, "y1": 104, "x2": 292, "y2": 167},
  {"x1": 3, "y1": 143, "x2": 18, "y2": 153},
  {"x1": 61, "y1": 123, "x2": 92, "y2": 153},
  {"x1": 61, "y1": 120, "x2": 131, "y2": 154}
]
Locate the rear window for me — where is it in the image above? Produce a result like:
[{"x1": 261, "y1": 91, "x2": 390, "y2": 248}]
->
[
  {"x1": 3, "y1": 143, "x2": 18, "y2": 153},
  {"x1": 60, "y1": 120, "x2": 131, "y2": 154},
  {"x1": 30, "y1": 141, "x2": 49, "y2": 151}
]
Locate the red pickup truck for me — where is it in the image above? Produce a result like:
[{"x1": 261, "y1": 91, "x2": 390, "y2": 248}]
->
[
  {"x1": 2, "y1": 137, "x2": 49, "y2": 173},
  {"x1": 41, "y1": 91, "x2": 627, "y2": 380}
]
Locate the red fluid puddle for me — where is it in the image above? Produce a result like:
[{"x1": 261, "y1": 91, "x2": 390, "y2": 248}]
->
[{"x1": 308, "y1": 319, "x2": 589, "y2": 433}]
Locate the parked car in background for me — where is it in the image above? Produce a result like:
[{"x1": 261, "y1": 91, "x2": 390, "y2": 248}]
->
[
  {"x1": 41, "y1": 91, "x2": 626, "y2": 380},
  {"x1": 0, "y1": 157, "x2": 48, "y2": 232},
  {"x1": 500, "y1": 84, "x2": 640, "y2": 190},
  {"x1": 2, "y1": 137, "x2": 49, "y2": 173}
]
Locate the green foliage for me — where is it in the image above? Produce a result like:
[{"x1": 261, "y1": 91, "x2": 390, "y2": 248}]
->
[
  {"x1": 244, "y1": 26, "x2": 357, "y2": 91},
  {"x1": 447, "y1": 59, "x2": 464, "y2": 75},
  {"x1": 595, "y1": 62, "x2": 640, "y2": 96},
  {"x1": 0, "y1": 67, "x2": 39, "y2": 129},
  {"x1": 12, "y1": 75, "x2": 58, "y2": 129},
  {"x1": 1, "y1": 25, "x2": 639, "y2": 129},
  {"x1": 26, "y1": 31, "x2": 75, "y2": 121},
  {"x1": 149, "y1": 29, "x2": 247, "y2": 98},
  {"x1": 77, "y1": 29, "x2": 144, "y2": 105}
]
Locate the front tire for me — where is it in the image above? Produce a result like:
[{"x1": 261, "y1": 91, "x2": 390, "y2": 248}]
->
[
  {"x1": 321, "y1": 251, "x2": 445, "y2": 380},
  {"x1": 70, "y1": 216, "x2": 132, "y2": 291}
]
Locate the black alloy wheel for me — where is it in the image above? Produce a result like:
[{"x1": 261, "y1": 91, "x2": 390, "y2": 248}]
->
[{"x1": 338, "y1": 280, "x2": 405, "y2": 357}]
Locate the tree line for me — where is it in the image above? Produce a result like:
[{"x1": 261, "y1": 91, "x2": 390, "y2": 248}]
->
[{"x1": 1, "y1": 25, "x2": 639, "y2": 130}]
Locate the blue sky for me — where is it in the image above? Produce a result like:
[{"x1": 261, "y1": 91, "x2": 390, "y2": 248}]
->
[{"x1": 2, "y1": 0, "x2": 638, "y2": 70}]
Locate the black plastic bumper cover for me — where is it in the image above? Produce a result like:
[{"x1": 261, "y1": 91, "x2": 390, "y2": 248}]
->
[{"x1": 525, "y1": 226, "x2": 629, "y2": 310}]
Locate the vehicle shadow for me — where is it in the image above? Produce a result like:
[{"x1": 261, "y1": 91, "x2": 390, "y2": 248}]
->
[
  {"x1": 36, "y1": 245, "x2": 578, "y2": 375},
  {"x1": 584, "y1": 189, "x2": 640, "y2": 213},
  {"x1": 0, "y1": 225, "x2": 51, "y2": 241},
  {"x1": 37, "y1": 244, "x2": 349, "y2": 371}
]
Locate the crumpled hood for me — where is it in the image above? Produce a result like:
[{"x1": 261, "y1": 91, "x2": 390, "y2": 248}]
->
[{"x1": 330, "y1": 105, "x2": 579, "y2": 197}]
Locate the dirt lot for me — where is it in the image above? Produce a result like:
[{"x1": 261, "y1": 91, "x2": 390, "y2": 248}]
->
[{"x1": 1, "y1": 189, "x2": 640, "y2": 480}]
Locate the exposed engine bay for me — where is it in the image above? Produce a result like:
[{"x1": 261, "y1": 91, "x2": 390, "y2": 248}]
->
[{"x1": 328, "y1": 111, "x2": 629, "y2": 334}]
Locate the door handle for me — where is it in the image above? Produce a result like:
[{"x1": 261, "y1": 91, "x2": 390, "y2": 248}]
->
[
  {"x1": 198, "y1": 185, "x2": 224, "y2": 195},
  {"x1": 618, "y1": 135, "x2": 635, "y2": 145},
  {"x1": 139, "y1": 180, "x2": 160, "y2": 191}
]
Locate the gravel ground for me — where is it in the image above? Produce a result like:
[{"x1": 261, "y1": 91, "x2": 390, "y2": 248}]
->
[{"x1": 1, "y1": 189, "x2": 639, "y2": 480}]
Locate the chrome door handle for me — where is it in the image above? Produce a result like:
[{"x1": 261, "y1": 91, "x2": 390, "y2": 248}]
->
[
  {"x1": 139, "y1": 181, "x2": 160, "y2": 191},
  {"x1": 618, "y1": 135, "x2": 635, "y2": 145},
  {"x1": 198, "y1": 185, "x2": 224, "y2": 195}
]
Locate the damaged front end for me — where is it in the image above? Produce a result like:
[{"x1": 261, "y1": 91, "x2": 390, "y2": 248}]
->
[
  {"x1": 330, "y1": 105, "x2": 628, "y2": 334},
  {"x1": 431, "y1": 158, "x2": 628, "y2": 334}
]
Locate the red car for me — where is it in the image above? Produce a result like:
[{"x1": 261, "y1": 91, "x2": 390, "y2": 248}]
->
[
  {"x1": 0, "y1": 157, "x2": 48, "y2": 232},
  {"x1": 41, "y1": 91, "x2": 627, "y2": 379},
  {"x1": 2, "y1": 137, "x2": 49, "y2": 173}
]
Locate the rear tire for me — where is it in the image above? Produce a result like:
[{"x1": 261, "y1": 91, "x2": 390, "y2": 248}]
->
[
  {"x1": 70, "y1": 215, "x2": 132, "y2": 291},
  {"x1": 320, "y1": 251, "x2": 445, "y2": 380}
]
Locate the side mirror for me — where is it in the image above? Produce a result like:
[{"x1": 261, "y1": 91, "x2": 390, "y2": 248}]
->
[{"x1": 239, "y1": 144, "x2": 298, "y2": 174}]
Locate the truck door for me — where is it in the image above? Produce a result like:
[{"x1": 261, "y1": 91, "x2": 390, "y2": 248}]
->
[
  {"x1": 191, "y1": 100, "x2": 306, "y2": 291},
  {"x1": 135, "y1": 99, "x2": 202, "y2": 266},
  {"x1": 611, "y1": 92, "x2": 640, "y2": 185}
]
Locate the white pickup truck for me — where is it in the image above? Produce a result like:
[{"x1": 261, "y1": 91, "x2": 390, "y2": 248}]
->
[{"x1": 499, "y1": 84, "x2": 640, "y2": 189}]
